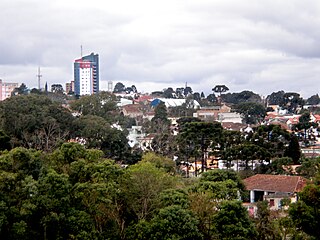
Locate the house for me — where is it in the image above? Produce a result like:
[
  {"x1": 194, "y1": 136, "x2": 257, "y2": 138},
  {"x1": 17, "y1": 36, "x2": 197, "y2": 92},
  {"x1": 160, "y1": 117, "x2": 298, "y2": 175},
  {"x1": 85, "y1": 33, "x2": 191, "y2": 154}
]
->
[
  {"x1": 218, "y1": 112, "x2": 242, "y2": 123},
  {"x1": 243, "y1": 174, "x2": 307, "y2": 210},
  {"x1": 193, "y1": 104, "x2": 231, "y2": 121},
  {"x1": 121, "y1": 104, "x2": 144, "y2": 118}
]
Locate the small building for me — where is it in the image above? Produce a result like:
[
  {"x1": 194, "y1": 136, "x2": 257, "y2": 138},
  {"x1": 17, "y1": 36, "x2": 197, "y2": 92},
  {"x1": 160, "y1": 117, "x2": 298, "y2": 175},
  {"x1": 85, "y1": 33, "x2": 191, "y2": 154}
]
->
[
  {"x1": 218, "y1": 112, "x2": 242, "y2": 123},
  {"x1": 193, "y1": 104, "x2": 231, "y2": 121},
  {"x1": 0, "y1": 79, "x2": 19, "y2": 101},
  {"x1": 121, "y1": 104, "x2": 143, "y2": 117},
  {"x1": 243, "y1": 174, "x2": 307, "y2": 210},
  {"x1": 150, "y1": 98, "x2": 200, "y2": 109}
]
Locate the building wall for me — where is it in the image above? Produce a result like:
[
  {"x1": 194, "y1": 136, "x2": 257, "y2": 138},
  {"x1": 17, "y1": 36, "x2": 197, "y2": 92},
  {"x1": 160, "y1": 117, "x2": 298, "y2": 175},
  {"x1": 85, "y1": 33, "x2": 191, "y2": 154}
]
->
[
  {"x1": 74, "y1": 53, "x2": 99, "y2": 95},
  {"x1": 66, "y1": 81, "x2": 74, "y2": 94},
  {"x1": 0, "y1": 79, "x2": 19, "y2": 101},
  {"x1": 82, "y1": 53, "x2": 99, "y2": 94}
]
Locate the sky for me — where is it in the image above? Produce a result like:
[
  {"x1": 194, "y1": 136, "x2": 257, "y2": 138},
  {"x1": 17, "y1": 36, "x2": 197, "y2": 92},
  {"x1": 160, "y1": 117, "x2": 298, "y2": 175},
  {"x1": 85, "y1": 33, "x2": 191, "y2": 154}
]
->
[{"x1": 1, "y1": 0, "x2": 320, "y2": 98}]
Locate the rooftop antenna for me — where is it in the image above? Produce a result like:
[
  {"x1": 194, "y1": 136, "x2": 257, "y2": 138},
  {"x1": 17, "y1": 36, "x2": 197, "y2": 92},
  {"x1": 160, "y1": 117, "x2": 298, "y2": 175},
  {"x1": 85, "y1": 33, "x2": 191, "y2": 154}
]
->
[
  {"x1": 81, "y1": 45, "x2": 83, "y2": 58},
  {"x1": 37, "y1": 67, "x2": 42, "y2": 90}
]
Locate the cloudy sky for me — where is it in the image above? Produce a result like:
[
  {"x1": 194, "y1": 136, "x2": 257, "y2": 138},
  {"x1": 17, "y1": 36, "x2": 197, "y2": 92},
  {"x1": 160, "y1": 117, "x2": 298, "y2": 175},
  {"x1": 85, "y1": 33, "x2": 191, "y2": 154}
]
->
[{"x1": 1, "y1": 0, "x2": 320, "y2": 98}]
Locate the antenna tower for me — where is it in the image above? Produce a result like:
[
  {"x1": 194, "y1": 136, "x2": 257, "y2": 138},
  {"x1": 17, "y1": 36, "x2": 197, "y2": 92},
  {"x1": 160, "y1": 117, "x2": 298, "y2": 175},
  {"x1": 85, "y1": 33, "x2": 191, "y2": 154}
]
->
[{"x1": 37, "y1": 67, "x2": 42, "y2": 90}]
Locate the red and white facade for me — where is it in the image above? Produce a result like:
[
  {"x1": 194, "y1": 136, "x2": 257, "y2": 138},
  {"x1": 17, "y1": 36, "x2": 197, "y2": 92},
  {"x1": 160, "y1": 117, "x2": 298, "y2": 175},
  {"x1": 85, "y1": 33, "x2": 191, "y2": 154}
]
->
[{"x1": 75, "y1": 59, "x2": 93, "y2": 95}]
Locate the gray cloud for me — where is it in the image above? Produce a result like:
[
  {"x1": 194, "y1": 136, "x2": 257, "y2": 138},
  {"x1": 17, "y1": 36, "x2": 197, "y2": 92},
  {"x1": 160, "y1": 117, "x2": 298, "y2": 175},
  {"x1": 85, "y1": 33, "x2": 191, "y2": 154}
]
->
[{"x1": 1, "y1": 0, "x2": 320, "y2": 98}]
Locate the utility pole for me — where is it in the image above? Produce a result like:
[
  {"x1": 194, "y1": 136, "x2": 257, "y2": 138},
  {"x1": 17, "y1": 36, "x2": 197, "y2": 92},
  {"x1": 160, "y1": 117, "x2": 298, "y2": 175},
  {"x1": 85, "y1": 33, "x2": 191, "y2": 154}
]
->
[{"x1": 37, "y1": 67, "x2": 42, "y2": 90}]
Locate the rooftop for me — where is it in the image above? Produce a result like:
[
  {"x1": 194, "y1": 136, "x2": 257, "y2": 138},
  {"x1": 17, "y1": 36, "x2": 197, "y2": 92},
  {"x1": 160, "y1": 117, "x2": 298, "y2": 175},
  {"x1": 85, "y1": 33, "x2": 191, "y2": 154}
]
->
[{"x1": 243, "y1": 174, "x2": 307, "y2": 193}]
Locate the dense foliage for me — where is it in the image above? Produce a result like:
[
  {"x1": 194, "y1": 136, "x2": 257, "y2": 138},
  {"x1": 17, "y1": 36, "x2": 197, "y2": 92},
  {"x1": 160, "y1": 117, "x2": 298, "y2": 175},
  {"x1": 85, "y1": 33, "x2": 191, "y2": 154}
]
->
[
  {"x1": 0, "y1": 144, "x2": 258, "y2": 240},
  {"x1": 0, "y1": 89, "x2": 319, "y2": 239}
]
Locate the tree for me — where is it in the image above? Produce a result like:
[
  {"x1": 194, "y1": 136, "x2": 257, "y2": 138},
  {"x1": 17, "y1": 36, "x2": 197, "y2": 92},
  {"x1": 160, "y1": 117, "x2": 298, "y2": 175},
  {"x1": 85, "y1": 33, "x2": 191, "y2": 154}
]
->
[
  {"x1": 255, "y1": 201, "x2": 280, "y2": 240},
  {"x1": 212, "y1": 85, "x2": 229, "y2": 97},
  {"x1": 193, "y1": 92, "x2": 201, "y2": 102},
  {"x1": 184, "y1": 86, "x2": 192, "y2": 96},
  {"x1": 0, "y1": 130, "x2": 11, "y2": 150},
  {"x1": 146, "y1": 205, "x2": 202, "y2": 240},
  {"x1": 266, "y1": 91, "x2": 285, "y2": 105},
  {"x1": 293, "y1": 111, "x2": 318, "y2": 145},
  {"x1": 199, "y1": 169, "x2": 245, "y2": 193},
  {"x1": 289, "y1": 179, "x2": 320, "y2": 238},
  {"x1": 11, "y1": 83, "x2": 29, "y2": 96},
  {"x1": 0, "y1": 95, "x2": 74, "y2": 150},
  {"x1": 177, "y1": 121, "x2": 223, "y2": 173},
  {"x1": 306, "y1": 94, "x2": 320, "y2": 105},
  {"x1": 140, "y1": 152, "x2": 176, "y2": 174},
  {"x1": 175, "y1": 88, "x2": 184, "y2": 98},
  {"x1": 162, "y1": 88, "x2": 175, "y2": 98},
  {"x1": 125, "y1": 85, "x2": 138, "y2": 94},
  {"x1": 282, "y1": 92, "x2": 304, "y2": 113},
  {"x1": 50, "y1": 84, "x2": 64, "y2": 94},
  {"x1": 151, "y1": 101, "x2": 170, "y2": 133},
  {"x1": 222, "y1": 91, "x2": 262, "y2": 104},
  {"x1": 70, "y1": 91, "x2": 118, "y2": 122},
  {"x1": 222, "y1": 143, "x2": 271, "y2": 170},
  {"x1": 191, "y1": 170, "x2": 245, "y2": 202},
  {"x1": 233, "y1": 102, "x2": 266, "y2": 124},
  {"x1": 121, "y1": 162, "x2": 176, "y2": 221},
  {"x1": 213, "y1": 200, "x2": 257, "y2": 239},
  {"x1": 284, "y1": 134, "x2": 301, "y2": 164},
  {"x1": 206, "y1": 93, "x2": 217, "y2": 104},
  {"x1": 213, "y1": 85, "x2": 229, "y2": 106},
  {"x1": 296, "y1": 157, "x2": 320, "y2": 179},
  {"x1": 251, "y1": 124, "x2": 291, "y2": 159},
  {"x1": 113, "y1": 82, "x2": 126, "y2": 93}
]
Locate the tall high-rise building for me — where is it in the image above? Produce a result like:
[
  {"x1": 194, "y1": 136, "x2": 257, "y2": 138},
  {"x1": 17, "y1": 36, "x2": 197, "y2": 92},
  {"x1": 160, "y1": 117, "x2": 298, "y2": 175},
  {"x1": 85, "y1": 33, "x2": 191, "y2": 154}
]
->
[{"x1": 74, "y1": 53, "x2": 99, "y2": 95}]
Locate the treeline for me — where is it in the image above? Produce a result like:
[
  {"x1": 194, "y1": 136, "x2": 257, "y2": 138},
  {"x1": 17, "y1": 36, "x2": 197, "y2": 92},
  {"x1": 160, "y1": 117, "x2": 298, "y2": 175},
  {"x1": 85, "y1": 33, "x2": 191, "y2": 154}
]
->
[
  {"x1": 0, "y1": 92, "x2": 139, "y2": 162},
  {"x1": 0, "y1": 145, "x2": 319, "y2": 239}
]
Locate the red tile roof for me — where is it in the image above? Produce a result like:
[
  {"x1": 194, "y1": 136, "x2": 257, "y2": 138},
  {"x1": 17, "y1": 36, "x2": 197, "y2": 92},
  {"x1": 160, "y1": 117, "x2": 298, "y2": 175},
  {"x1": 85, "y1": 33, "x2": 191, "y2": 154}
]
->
[
  {"x1": 243, "y1": 174, "x2": 307, "y2": 193},
  {"x1": 134, "y1": 95, "x2": 153, "y2": 103},
  {"x1": 313, "y1": 114, "x2": 320, "y2": 122}
]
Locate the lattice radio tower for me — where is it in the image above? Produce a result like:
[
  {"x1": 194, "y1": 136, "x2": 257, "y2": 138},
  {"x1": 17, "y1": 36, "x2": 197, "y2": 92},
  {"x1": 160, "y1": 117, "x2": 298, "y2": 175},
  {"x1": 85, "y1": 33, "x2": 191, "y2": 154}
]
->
[{"x1": 37, "y1": 67, "x2": 42, "y2": 90}]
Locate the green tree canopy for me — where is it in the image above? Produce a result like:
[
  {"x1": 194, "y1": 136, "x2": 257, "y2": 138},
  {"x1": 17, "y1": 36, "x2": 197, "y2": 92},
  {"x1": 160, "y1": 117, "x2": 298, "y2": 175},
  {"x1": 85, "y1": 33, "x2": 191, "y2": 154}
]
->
[
  {"x1": 289, "y1": 178, "x2": 320, "y2": 238},
  {"x1": 0, "y1": 94, "x2": 74, "y2": 151},
  {"x1": 233, "y1": 102, "x2": 266, "y2": 124},
  {"x1": 70, "y1": 91, "x2": 118, "y2": 122},
  {"x1": 213, "y1": 200, "x2": 257, "y2": 240}
]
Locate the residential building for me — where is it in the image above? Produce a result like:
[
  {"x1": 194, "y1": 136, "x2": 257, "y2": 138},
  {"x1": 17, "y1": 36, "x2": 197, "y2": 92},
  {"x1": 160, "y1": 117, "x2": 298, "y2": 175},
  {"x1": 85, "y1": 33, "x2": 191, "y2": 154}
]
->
[
  {"x1": 122, "y1": 104, "x2": 144, "y2": 118},
  {"x1": 65, "y1": 81, "x2": 74, "y2": 94},
  {"x1": 0, "y1": 79, "x2": 19, "y2": 101},
  {"x1": 74, "y1": 53, "x2": 99, "y2": 95},
  {"x1": 243, "y1": 174, "x2": 307, "y2": 210},
  {"x1": 193, "y1": 104, "x2": 231, "y2": 121}
]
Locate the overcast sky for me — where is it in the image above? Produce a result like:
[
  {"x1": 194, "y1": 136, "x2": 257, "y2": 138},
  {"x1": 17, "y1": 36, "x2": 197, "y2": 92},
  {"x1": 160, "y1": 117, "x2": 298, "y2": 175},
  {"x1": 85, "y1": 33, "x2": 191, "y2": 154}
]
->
[{"x1": 1, "y1": 0, "x2": 320, "y2": 98}]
